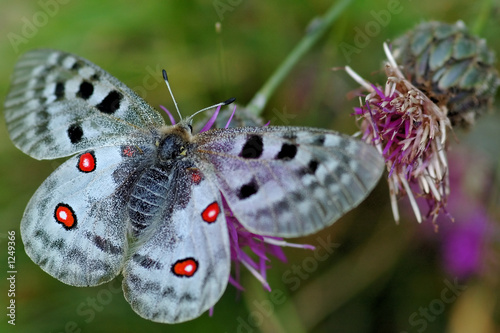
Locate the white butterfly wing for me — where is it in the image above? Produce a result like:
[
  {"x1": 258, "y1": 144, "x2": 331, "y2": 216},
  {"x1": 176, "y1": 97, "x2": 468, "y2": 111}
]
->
[
  {"x1": 122, "y1": 173, "x2": 230, "y2": 323},
  {"x1": 4, "y1": 49, "x2": 165, "y2": 160},
  {"x1": 7, "y1": 48, "x2": 384, "y2": 323},
  {"x1": 195, "y1": 126, "x2": 384, "y2": 237},
  {"x1": 21, "y1": 145, "x2": 155, "y2": 286}
]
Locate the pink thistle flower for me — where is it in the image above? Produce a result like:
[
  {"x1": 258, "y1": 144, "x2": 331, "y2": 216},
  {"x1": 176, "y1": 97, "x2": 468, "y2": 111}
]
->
[
  {"x1": 160, "y1": 103, "x2": 314, "y2": 292},
  {"x1": 345, "y1": 43, "x2": 452, "y2": 224},
  {"x1": 437, "y1": 149, "x2": 495, "y2": 279},
  {"x1": 223, "y1": 196, "x2": 315, "y2": 291},
  {"x1": 416, "y1": 149, "x2": 496, "y2": 279}
]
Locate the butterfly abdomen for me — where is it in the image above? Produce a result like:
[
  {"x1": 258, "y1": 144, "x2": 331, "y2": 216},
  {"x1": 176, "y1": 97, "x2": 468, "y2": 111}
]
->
[{"x1": 128, "y1": 166, "x2": 172, "y2": 234}]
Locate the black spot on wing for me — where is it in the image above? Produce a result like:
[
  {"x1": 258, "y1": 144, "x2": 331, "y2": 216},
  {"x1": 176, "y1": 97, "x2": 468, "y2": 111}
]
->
[
  {"x1": 162, "y1": 286, "x2": 176, "y2": 298},
  {"x1": 238, "y1": 178, "x2": 259, "y2": 199},
  {"x1": 127, "y1": 273, "x2": 161, "y2": 294},
  {"x1": 290, "y1": 191, "x2": 306, "y2": 202},
  {"x1": 282, "y1": 131, "x2": 297, "y2": 141},
  {"x1": 54, "y1": 82, "x2": 65, "y2": 100},
  {"x1": 77, "y1": 81, "x2": 94, "y2": 100},
  {"x1": 127, "y1": 273, "x2": 140, "y2": 287},
  {"x1": 71, "y1": 60, "x2": 83, "y2": 71},
  {"x1": 132, "y1": 253, "x2": 163, "y2": 270},
  {"x1": 50, "y1": 238, "x2": 65, "y2": 250},
  {"x1": 96, "y1": 90, "x2": 122, "y2": 114},
  {"x1": 35, "y1": 108, "x2": 50, "y2": 136},
  {"x1": 38, "y1": 257, "x2": 49, "y2": 268},
  {"x1": 202, "y1": 268, "x2": 215, "y2": 285},
  {"x1": 67, "y1": 123, "x2": 83, "y2": 144},
  {"x1": 299, "y1": 159, "x2": 319, "y2": 175},
  {"x1": 239, "y1": 135, "x2": 263, "y2": 159},
  {"x1": 36, "y1": 107, "x2": 49, "y2": 122},
  {"x1": 87, "y1": 233, "x2": 122, "y2": 255},
  {"x1": 179, "y1": 293, "x2": 196, "y2": 302},
  {"x1": 339, "y1": 152, "x2": 352, "y2": 167},
  {"x1": 276, "y1": 143, "x2": 297, "y2": 160},
  {"x1": 33, "y1": 229, "x2": 51, "y2": 244},
  {"x1": 274, "y1": 200, "x2": 290, "y2": 214},
  {"x1": 55, "y1": 53, "x2": 68, "y2": 66},
  {"x1": 313, "y1": 134, "x2": 326, "y2": 146},
  {"x1": 308, "y1": 160, "x2": 319, "y2": 173},
  {"x1": 40, "y1": 65, "x2": 56, "y2": 77}
]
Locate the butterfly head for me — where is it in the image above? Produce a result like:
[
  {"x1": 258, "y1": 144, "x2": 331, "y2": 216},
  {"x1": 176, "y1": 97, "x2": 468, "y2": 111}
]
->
[{"x1": 157, "y1": 122, "x2": 193, "y2": 162}]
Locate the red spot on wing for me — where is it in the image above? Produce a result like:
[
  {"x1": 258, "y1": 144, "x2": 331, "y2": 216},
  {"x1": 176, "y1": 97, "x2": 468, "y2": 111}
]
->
[
  {"x1": 187, "y1": 168, "x2": 203, "y2": 185},
  {"x1": 54, "y1": 204, "x2": 77, "y2": 229},
  {"x1": 172, "y1": 258, "x2": 198, "y2": 277},
  {"x1": 78, "y1": 152, "x2": 96, "y2": 172},
  {"x1": 123, "y1": 146, "x2": 135, "y2": 157},
  {"x1": 191, "y1": 171, "x2": 202, "y2": 184},
  {"x1": 201, "y1": 202, "x2": 220, "y2": 223}
]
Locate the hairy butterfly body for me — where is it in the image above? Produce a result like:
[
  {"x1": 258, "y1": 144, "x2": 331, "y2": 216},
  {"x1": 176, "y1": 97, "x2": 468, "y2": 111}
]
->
[{"x1": 4, "y1": 49, "x2": 384, "y2": 323}]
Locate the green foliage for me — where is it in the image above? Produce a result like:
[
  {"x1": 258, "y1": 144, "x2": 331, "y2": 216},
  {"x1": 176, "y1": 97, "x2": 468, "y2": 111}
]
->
[{"x1": 0, "y1": 1, "x2": 498, "y2": 332}]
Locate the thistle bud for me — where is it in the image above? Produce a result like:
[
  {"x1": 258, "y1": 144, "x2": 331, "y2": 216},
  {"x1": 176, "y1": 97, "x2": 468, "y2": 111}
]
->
[{"x1": 392, "y1": 21, "x2": 499, "y2": 128}]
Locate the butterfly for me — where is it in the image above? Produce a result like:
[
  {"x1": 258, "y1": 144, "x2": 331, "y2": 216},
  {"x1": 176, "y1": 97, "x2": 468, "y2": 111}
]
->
[{"x1": 4, "y1": 49, "x2": 384, "y2": 323}]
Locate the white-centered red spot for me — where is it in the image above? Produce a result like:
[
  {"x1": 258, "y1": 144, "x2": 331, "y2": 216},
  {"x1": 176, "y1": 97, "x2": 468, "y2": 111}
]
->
[
  {"x1": 201, "y1": 202, "x2": 220, "y2": 223},
  {"x1": 172, "y1": 258, "x2": 198, "y2": 277},
  {"x1": 78, "y1": 152, "x2": 96, "y2": 172},
  {"x1": 54, "y1": 203, "x2": 77, "y2": 229}
]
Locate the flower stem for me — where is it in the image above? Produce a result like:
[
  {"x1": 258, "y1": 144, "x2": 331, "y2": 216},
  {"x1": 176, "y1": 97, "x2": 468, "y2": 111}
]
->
[
  {"x1": 245, "y1": 0, "x2": 354, "y2": 116},
  {"x1": 472, "y1": 0, "x2": 493, "y2": 35}
]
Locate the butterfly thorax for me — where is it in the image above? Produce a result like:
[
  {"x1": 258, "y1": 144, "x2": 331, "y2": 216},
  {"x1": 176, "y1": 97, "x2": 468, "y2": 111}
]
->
[{"x1": 158, "y1": 130, "x2": 191, "y2": 162}]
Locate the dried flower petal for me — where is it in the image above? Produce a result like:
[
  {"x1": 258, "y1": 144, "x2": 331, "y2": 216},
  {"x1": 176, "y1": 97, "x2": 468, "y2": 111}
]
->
[{"x1": 346, "y1": 43, "x2": 452, "y2": 224}]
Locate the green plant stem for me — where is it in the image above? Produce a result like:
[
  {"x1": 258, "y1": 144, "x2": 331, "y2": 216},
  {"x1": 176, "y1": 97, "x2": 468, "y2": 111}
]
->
[
  {"x1": 245, "y1": 0, "x2": 354, "y2": 116},
  {"x1": 472, "y1": 0, "x2": 493, "y2": 35}
]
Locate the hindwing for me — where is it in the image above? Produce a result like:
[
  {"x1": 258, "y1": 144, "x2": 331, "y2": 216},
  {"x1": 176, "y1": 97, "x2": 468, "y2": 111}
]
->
[
  {"x1": 122, "y1": 168, "x2": 230, "y2": 323},
  {"x1": 21, "y1": 145, "x2": 154, "y2": 286}
]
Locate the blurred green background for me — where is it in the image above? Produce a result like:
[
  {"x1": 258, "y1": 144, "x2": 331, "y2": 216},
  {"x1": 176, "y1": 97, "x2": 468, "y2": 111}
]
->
[{"x1": 1, "y1": 0, "x2": 499, "y2": 332}]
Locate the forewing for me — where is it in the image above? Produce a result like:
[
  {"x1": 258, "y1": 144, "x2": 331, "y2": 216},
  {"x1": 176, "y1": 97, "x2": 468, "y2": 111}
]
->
[
  {"x1": 21, "y1": 145, "x2": 154, "y2": 286},
  {"x1": 122, "y1": 172, "x2": 231, "y2": 323},
  {"x1": 4, "y1": 49, "x2": 165, "y2": 159},
  {"x1": 195, "y1": 126, "x2": 384, "y2": 237}
]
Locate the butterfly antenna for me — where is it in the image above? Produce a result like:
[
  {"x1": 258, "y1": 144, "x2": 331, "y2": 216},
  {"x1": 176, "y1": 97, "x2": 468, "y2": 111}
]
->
[
  {"x1": 162, "y1": 69, "x2": 183, "y2": 120},
  {"x1": 189, "y1": 97, "x2": 236, "y2": 119}
]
